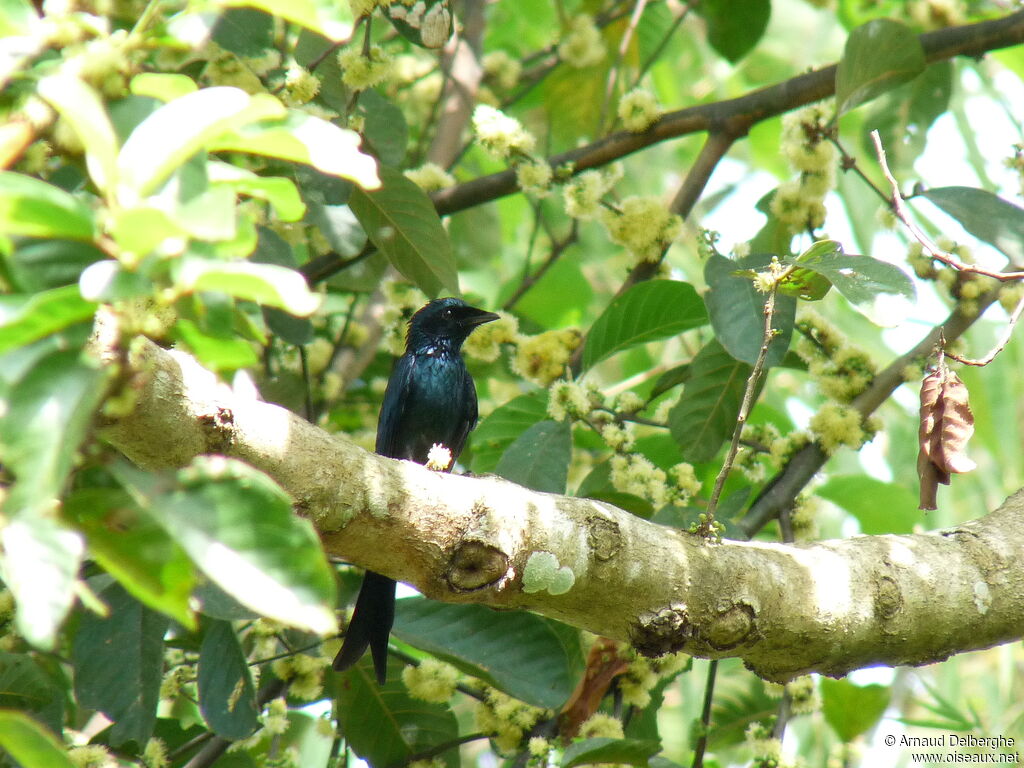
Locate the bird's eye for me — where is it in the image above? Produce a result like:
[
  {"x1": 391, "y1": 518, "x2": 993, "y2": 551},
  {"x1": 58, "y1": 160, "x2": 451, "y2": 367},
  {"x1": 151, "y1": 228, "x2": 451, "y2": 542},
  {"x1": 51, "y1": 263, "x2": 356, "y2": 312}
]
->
[{"x1": 442, "y1": 308, "x2": 453, "y2": 319}]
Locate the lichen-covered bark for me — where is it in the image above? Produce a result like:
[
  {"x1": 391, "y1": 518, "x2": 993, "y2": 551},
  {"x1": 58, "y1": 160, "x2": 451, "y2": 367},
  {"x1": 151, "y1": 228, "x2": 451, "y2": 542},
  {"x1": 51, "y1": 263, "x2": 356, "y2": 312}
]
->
[{"x1": 96, "y1": 334, "x2": 1024, "y2": 682}]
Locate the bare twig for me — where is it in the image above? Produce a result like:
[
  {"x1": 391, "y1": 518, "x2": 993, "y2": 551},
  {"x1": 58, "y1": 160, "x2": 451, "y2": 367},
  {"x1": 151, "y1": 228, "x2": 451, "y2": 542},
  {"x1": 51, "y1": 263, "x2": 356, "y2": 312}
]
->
[
  {"x1": 598, "y1": 0, "x2": 650, "y2": 134},
  {"x1": 871, "y1": 129, "x2": 1024, "y2": 282},
  {"x1": 690, "y1": 659, "x2": 719, "y2": 768},
  {"x1": 945, "y1": 289, "x2": 1024, "y2": 366}
]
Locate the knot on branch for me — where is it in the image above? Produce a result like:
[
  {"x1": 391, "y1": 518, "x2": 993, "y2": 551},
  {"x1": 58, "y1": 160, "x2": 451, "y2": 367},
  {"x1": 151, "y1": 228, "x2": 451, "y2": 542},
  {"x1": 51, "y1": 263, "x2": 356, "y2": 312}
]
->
[
  {"x1": 705, "y1": 603, "x2": 756, "y2": 650},
  {"x1": 446, "y1": 540, "x2": 509, "y2": 591},
  {"x1": 874, "y1": 574, "x2": 903, "y2": 620},
  {"x1": 199, "y1": 406, "x2": 235, "y2": 453},
  {"x1": 587, "y1": 514, "x2": 621, "y2": 561},
  {"x1": 630, "y1": 603, "x2": 692, "y2": 657}
]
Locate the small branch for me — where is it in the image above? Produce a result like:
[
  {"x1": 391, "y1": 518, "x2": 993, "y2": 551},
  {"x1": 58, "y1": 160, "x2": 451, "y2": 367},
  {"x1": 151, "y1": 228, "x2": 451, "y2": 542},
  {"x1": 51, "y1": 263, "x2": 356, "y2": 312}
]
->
[
  {"x1": 598, "y1": 0, "x2": 650, "y2": 134},
  {"x1": 502, "y1": 220, "x2": 579, "y2": 311},
  {"x1": 690, "y1": 660, "x2": 719, "y2": 768},
  {"x1": 871, "y1": 130, "x2": 1024, "y2": 282},
  {"x1": 945, "y1": 289, "x2": 1024, "y2": 366}
]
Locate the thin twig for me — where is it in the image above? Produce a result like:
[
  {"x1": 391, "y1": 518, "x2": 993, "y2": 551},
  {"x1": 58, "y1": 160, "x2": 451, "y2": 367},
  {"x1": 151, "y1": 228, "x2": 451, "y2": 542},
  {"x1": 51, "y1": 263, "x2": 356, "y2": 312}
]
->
[
  {"x1": 598, "y1": 0, "x2": 650, "y2": 134},
  {"x1": 945, "y1": 289, "x2": 1024, "y2": 366},
  {"x1": 871, "y1": 130, "x2": 1024, "y2": 282},
  {"x1": 502, "y1": 221, "x2": 579, "y2": 310},
  {"x1": 690, "y1": 659, "x2": 719, "y2": 768},
  {"x1": 631, "y1": 2, "x2": 691, "y2": 88}
]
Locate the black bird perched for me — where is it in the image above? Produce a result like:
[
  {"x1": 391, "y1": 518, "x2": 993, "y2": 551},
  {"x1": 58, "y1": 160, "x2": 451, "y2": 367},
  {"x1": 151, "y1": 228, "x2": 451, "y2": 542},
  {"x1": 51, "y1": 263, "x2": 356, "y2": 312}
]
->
[{"x1": 333, "y1": 297, "x2": 499, "y2": 683}]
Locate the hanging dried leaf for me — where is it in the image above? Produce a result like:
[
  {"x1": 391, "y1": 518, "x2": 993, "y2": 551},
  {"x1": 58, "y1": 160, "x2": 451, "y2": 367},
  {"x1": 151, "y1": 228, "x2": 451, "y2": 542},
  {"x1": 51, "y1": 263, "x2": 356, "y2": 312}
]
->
[
  {"x1": 559, "y1": 637, "x2": 630, "y2": 738},
  {"x1": 917, "y1": 365, "x2": 976, "y2": 510}
]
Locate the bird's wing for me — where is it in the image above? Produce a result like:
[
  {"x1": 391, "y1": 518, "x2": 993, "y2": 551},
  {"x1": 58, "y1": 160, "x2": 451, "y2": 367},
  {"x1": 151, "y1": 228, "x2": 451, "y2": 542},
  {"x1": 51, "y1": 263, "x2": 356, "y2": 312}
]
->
[
  {"x1": 447, "y1": 364, "x2": 479, "y2": 462},
  {"x1": 375, "y1": 353, "x2": 417, "y2": 459}
]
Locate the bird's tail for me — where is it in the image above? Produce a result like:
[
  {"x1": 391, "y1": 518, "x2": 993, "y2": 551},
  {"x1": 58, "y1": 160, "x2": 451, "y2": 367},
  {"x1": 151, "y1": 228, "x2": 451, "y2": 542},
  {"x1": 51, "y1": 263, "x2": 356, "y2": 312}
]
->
[{"x1": 332, "y1": 570, "x2": 396, "y2": 684}]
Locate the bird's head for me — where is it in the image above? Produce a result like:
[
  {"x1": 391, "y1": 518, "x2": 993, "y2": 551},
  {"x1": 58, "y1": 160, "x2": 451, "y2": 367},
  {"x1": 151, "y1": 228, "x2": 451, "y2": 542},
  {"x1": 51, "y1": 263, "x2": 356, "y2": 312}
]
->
[{"x1": 406, "y1": 297, "x2": 500, "y2": 351}]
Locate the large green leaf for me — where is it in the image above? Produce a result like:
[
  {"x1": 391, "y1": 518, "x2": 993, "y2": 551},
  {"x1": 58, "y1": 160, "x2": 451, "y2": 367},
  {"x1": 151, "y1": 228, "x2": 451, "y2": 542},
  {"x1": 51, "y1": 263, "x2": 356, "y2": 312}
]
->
[
  {"x1": 73, "y1": 581, "x2": 169, "y2": 747},
  {"x1": 708, "y1": 674, "x2": 777, "y2": 748},
  {"x1": 0, "y1": 172, "x2": 96, "y2": 241},
  {"x1": 113, "y1": 457, "x2": 337, "y2": 635},
  {"x1": 349, "y1": 165, "x2": 458, "y2": 296},
  {"x1": 836, "y1": 18, "x2": 925, "y2": 115},
  {"x1": 358, "y1": 89, "x2": 408, "y2": 167},
  {"x1": 817, "y1": 475, "x2": 919, "y2": 535},
  {"x1": 695, "y1": 0, "x2": 770, "y2": 63},
  {"x1": 0, "y1": 710, "x2": 75, "y2": 768},
  {"x1": 470, "y1": 392, "x2": 548, "y2": 473},
  {"x1": 494, "y1": 420, "x2": 571, "y2": 494},
  {"x1": 0, "y1": 652, "x2": 63, "y2": 735},
  {"x1": 668, "y1": 340, "x2": 753, "y2": 463},
  {"x1": 118, "y1": 87, "x2": 286, "y2": 198},
  {"x1": 0, "y1": 286, "x2": 96, "y2": 354},
  {"x1": 582, "y1": 281, "x2": 707, "y2": 370},
  {"x1": 562, "y1": 737, "x2": 661, "y2": 768},
  {"x1": 64, "y1": 488, "x2": 196, "y2": 628},
  {"x1": 821, "y1": 678, "x2": 890, "y2": 742},
  {"x1": 392, "y1": 597, "x2": 580, "y2": 709},
  {"x1": 0, "y1": 518, "x2": 83, "y2": 650},
  {"x1": 174, "y1": 255, "x2": 320, "y2": 317},
  {"x1": 790, "y1": 240, "x2": 915, "y2": 327},
  {"x1": 919, "y1": 186, "x2": 1024, "y2": 266},
  {"x1": 208, "y1": 162, "x2": 305, "y2": 222},
  {"x1": 197, "y1": 619, "x2": 260, "y2": 739},
  {"x1": 704, "y1": 253, "x2": 794, "y2": 367},
  {"x1": 0, "y1": 348, "x2": 105, "y2": 513},
  {"x1": 37, "y1": 75, "x2": 119, "y2": 195},
  {"x1": 337, "y1": 656, "x2": 459, "y2": 768},
  {"x1": 210, "y1": 110, "x2": 380, "y2": 190},
  {"x1": 223, "y1": 0, "x2": 353, "y2": 40}
]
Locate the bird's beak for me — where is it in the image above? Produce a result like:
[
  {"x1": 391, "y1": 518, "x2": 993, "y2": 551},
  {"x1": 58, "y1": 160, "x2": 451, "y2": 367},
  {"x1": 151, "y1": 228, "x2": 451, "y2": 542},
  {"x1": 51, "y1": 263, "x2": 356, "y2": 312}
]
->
[{"x1": 461, "y1": 307, "x2": 501, "y2": 328}]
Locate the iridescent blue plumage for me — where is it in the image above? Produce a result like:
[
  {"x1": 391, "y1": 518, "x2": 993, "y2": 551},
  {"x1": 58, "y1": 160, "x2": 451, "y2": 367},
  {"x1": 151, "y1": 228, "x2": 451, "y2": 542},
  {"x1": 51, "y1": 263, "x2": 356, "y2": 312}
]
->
[{"x1": 333, "y1": 297, "x2": 499, "y2": 683}]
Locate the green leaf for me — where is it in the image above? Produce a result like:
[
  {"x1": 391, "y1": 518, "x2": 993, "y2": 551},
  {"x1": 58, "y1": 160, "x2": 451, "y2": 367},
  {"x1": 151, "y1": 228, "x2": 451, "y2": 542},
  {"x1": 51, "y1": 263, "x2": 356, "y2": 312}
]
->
[
  {"x1": 212, "y1": 7, "x2": 274, "y2": 56},
  {"x1": 73, "y1": 581, "x2": 169, "y2": 747},
  {"x1": 357, "y1": 89, "x2": 408, "y2": 167},
  {"x1": 223, "y1": 0, "x2": 353, "y2": 40},
  {"x1": 129, "y1": 72, "x2": 198, "y2": 102},
  {"x1": 790, "y1": 240, "x2": 915, "y2": 326},
  {"x1": 0, "y1": 348, "x2": 106, "y2": 512},
  {"x1": 0, "y1": 518, "x2": 83, "y2": 650},
  {"x1": 0, "y1": 652, "x2": 64, "y2": 735},
  {"x1": 704, "y1": 253, "x2": 795, "y2": 367},
  {"x1": 349, "y1": 166, "x2": 458, "y2": 296},
  {"x1": 337, "y1": 656, "x2": 459, "y2": 768},
  {"x1": 0, "y1": 0, "x2": 37, "y2": 36},
  {"x1": 174, "y1": 255, "x2": 320, "y2": 316},
  {"x1": 173, "y1": 318, "x2": 260, "y2": 371},
  {"x1": 821, "y1": 678, "x2": 890, "y2": 742},
  {"x1": 582, "y1": 281, "x2": 708, "y2": 370},
  {"x1": 562, "y1": 737, "x2": 661, "y2": 768},
  {"x1": 0, "y1": 710, "x2": 75, "y2": 768},
  {"x1": 252, "y1": 226, "x2": 315, "y2": 345},
  {"x1": 708, "y1": 674, "x2": 776, "y2": 748},
  {"x1": 208, "y1": 162, "x2": 305, "y2": 222},
  {"x1": 6, "y1": 238, "x2": 105, "y2": 293},
  {"x1": 470, "y1": 392, "x2": 548, "y2": 474},
  {"x1": 668, "y1": 340, "x2": 753, "y2": 463},
  {"x1": 817, "y1": 475, "x2": 919, "y2": 535},
  {"x1": 392, "y1": 597, "x2": 579, "y2": 709},
  {"x1": 0, "y1": 286, "x2": 96, "y2": 353},
  {"x1": 113, "y1": 457, "x2": 338, "y2": 635},
  {"x1": 64, "y1": 488, "x2": 196, "y2": 628},
  {"x1": 210, "y1": 110, "x2": 380, "y2": 190},
  {"x1": 118, "y1": 87, "x2": 286, "y2": 197},
  {"x1": 494, "y1": 420, "x2": 571, "y2": 494},
  {"x1": 695, "y1": 0, "x2": 770, "y2": 63},
  {"x1": 0, "y1": 172, "x2": 96, "y2": 241},
  {"x1": 37, "y1": 75, "x2": 119, "y2": 195},
  {"x1": 836, "y1": 18, "x2": 925, "y2": 115},
  {"x1": 197, "y1": 619, "x2": 260, "y2": 739},
  {"x1": 919, "y1": 186, "x2": 1024, "y2": 266}
]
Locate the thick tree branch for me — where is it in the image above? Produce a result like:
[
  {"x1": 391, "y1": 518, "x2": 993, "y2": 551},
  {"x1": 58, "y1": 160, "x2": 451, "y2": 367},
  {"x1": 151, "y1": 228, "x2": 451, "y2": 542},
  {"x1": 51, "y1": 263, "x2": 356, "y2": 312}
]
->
[
  {"x1": 94, "y1": 332, "x2": 1024, "y2": 682},
  {"x1": 430, "y1": 9, "x2": 1024, "y2": 218}
]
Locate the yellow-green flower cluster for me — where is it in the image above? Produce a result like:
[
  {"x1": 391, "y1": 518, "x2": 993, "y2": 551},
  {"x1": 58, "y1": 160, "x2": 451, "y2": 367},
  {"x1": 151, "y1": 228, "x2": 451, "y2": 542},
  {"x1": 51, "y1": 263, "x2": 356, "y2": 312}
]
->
[
  {"x1": 745, "y1": 722, "x2": 783, "y2": 765},
  {"x1": 999, "y1": 281, "x2": 1024, "y2": 315},
  {"x1": 548, "y1": 380, "x2": 601, "y2": 422},
  {"x1": 143, "y1": 738, "x2": 168, "y2": 768},
  {"x1": 472, "y1": 105, "x2": 536, "y2": 158},
  {"x1": 402, "y1": 658, "x2": 460, "y2": 702},
  {"x1": 68, "y1": 744, "x2": 116, "y2": 768},
  {"x1": 271, "y1": 653, "x2": 328, "y2": 701},
  {"x1": 617, "y1": 649, "x2": 689, "y2": 708},
  {"x1": 405, "y1": 162, "x2": 456, "y2": 191},
  {"x1": 610, "y1": 453, "x2": 668, "y2": 506},
  {"x1": 512, "y1": 328, "x2": 582, "y2": 386},
  {"x1": 908, "y1": 0, "x2": 965, "y2": 29},
  {"x1": 339, "y1": 45, "x2": 393, "y2": 90},
  {"x1": 771, "y1": 104, "x2": 837, "y2": 233},
  {"x1": 769, "y1": 430, "x2": 811, "y2": 465},
  {"x1": 558, "y1": 15, "x2": 606, "y2": 68},
  {"x1": 202, "y1": 47, "x2": 264, "y2": 94},
  {"x1": 562, "y1": 169, "x2": 614, "y2": 220},
  {"x1": 600, "y1": 196, "x2": 683, "y2": 265},
  {"x1": 599, "y1": 422, "x2": 636, "y2": 452},
  {"x1": 516, "y1": 160, "x2": 554, "y2": 197},
  {"x1": 670, "y1": 462, "x2": 701, "y2": 502},
  {"x1": 63, "y1": 29, "x2": 133, "y2": 97},
  {"x1": 785, "y1": 675, "x2": 820, "y2": 715},
  {"x1": 808, "y1": 403, "x2": 868, "y2": 455},
  {"x1": 579, "y1": 712, "x2": 624, "y2": 739},
  {"x1": 483, "y1": 50, "x2": 522, "y2": 91},
  {"x1": 809, "y1": 346, "x2": 877, "y2": 402},
  {"x1": 381, "y1": 282, "x2": 429, "y2": 354},
  {"x1": 618, "y1": 88, "x2": 662, "y2": 132},
  {"x1": 263, "y1": 696, "x2": 290, "y2": 735},
  {"x1": 474, "y1": 687, "x2": 549, "y2": 754},
  {"x1": 282, "y1": 63, "x2": 320, "y2": 106},
  {"x1": 463, "y1": 313, "x2": 519, "y2": 362},
  {"x1": 528, "y1": 736, "x2": 552, "y2": 757},
  {"x1": 249, "y1": 617, "x2": 285, "y2": 659}
]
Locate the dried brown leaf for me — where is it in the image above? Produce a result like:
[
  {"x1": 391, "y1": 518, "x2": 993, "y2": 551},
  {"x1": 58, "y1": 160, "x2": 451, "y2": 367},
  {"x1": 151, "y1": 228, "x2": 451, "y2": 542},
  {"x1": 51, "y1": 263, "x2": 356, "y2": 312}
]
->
[{"x1": 917, "y1": 367, "x2": 975, "y2": 510}]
